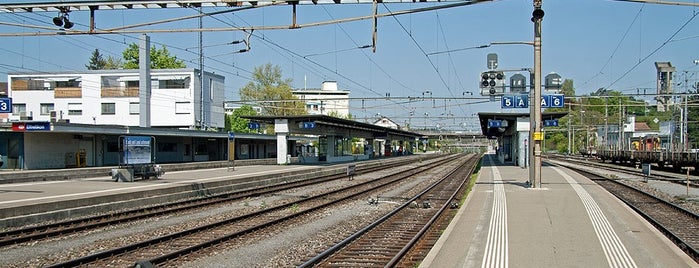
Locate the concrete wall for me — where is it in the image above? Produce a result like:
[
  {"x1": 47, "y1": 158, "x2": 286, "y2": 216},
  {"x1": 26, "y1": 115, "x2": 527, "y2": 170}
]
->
[{"x1": 24, "y1": 132, "x2": 92, "y2": 169}]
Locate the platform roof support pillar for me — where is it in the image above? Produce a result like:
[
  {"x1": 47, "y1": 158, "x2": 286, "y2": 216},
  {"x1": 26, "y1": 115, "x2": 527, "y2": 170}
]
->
[{"x1": 275, "y1": 119, "x2": 289, "y2": 165}]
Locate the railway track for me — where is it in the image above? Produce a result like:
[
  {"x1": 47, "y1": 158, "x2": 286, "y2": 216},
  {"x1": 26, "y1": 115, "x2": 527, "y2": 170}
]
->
[
  {"x1": 299, "y1": 154, "x2": 479, "y2": 267},
  {"x1": 559, "y1": 164, "x2": 699, "y2": 263},
  {"x1": 43, "y1": 154, "x2": 466, "y2": 267},
  {"x1": 548, "y1": 154, "x2": 699, "y2": 188},
  {"x1": 0, "y1": 155, "x2": 438, "y2": 248}
]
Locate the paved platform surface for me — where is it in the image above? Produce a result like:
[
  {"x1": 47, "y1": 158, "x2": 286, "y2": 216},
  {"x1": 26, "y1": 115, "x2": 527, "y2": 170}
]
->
[
  {"x1": 0, "y1": 163, "x2": 331, "y2": 227},
  {"x1": 0, "y1": 164, "x2": 319, "y2": 209},
  {"x1": 420, "y1": 154, "x2": 697, "y2": 268}
]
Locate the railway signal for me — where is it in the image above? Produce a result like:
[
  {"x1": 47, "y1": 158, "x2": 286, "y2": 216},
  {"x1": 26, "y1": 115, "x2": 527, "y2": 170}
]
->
[{"x1": 480, "y1": 70, "x2": 506, "y2": 96}]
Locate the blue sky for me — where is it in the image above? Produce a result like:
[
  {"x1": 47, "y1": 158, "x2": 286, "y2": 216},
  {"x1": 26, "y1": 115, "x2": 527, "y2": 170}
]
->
[{"x1": 1, "y1": 0, "x2": 698, "y2": 131}]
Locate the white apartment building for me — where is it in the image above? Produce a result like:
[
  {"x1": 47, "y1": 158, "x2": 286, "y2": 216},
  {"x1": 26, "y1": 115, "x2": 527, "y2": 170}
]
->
[
  {"x1": 7, "y1": 68, "x2": 225, "y2": 129},
  {"x1": 292, "y1": 81, "x2": 350, "y2": 117}
]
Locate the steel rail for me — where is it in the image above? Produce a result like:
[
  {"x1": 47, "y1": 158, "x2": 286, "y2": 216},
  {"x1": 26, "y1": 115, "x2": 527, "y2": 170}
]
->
[
  {"x1": 0, "y1": 155, "x2": 430, "y2": 247},
  {"x1": 44, "y1": 154, "x2": 460, "y2": 267},
  {"x1": 298, "y1": 154, "x2": 478, "y2": 267}
]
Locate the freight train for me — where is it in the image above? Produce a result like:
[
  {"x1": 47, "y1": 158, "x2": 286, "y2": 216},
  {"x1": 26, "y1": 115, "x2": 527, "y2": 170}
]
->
[{"x1": 597, "y1": 135, "x2": 699, "y2": 171}]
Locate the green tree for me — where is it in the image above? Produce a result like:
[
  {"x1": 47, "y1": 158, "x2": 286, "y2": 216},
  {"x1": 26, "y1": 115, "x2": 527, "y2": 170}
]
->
[
  {"x1": 225, "y1": 105, "x2": 258, "y2": 133},
  {"x1": 85, "y1": 49, "x2": 106, "y2": 70},
  {"x1": 122, "y1": 43, "x2": 186, "y2": 69},
  {"x1": 560, "y1": 79, "x2": 575, "y2": 97},
  {"x1": 327, "y1": 111, "x2": 352, "y2": 119},
  {"x1": 239, "y1": 63, "x2": 306, "y2": 116},
  {"x1": 103, "y1": 56, "x2": 123, "y2": 69}
]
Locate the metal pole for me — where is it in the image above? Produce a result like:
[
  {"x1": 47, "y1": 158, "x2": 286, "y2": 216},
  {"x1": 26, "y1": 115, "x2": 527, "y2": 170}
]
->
[
  {"x1": 605, "y1": 97, "x2": 608, "y2": 150},
  {"x1": 567, "y1": 103, "x2": 571, "y2": 154},
  {"x1": 529, "y1": 0, "x2": 543, "y2": 188}
]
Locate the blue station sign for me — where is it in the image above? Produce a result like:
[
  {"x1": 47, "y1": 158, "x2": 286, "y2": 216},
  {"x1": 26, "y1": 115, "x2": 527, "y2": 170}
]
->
[
  {"x1": 501, "y1": 94, "x2": 565, "y2": 109},
  {"x1": 544, "y1": 119, "x2": 559, "y2": 127},
  {"x1": 302, "y1": 122, "x2": 316, "y2": 129},
  {"x1": 0, "y1": 98, "x2": 12, "y2": 113}
]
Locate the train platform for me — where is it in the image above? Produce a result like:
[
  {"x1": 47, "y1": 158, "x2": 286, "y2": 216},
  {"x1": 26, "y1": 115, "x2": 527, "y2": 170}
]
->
[
  {"x1": 420, "y1": 153, "x2": 697, "y2": 268},
  {"x1": 0, "y1": 162, "x2": 336, "y2": 228}
]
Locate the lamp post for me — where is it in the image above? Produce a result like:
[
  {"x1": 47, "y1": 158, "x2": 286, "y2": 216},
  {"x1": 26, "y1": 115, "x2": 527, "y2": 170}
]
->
[{"x1": 529, "y1": 0, "x2": 544, "y2": 188}]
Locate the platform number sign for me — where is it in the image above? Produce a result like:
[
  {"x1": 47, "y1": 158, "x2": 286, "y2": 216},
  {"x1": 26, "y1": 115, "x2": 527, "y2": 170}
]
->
[
  {"x1": 247, "y1": 122, "x2": 260, "y2": 130},
  {"x1": 0, "y1": 98, "x2": 12, "y2": 113},
  {"x1": 302, "y1": 122, "x2": 316, "y2": 129},
  {"x1": 543, "y1": 94, "x2": 565, "y2": 108},
  {"x1": 501, "y1": 95, "x2": 529, "y2": 109},
  {"x1": 544, "y1": 119, "x2": 559, "y2": 127},
  {"x1": 502, "y1": 94, "x2": 564, "y2": 109}
]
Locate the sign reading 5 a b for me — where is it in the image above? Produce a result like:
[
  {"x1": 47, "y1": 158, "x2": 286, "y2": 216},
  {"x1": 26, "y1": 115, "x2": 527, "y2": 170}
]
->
[{"x1": 0, "y1": 98, "x2": 12, "y2": 113}]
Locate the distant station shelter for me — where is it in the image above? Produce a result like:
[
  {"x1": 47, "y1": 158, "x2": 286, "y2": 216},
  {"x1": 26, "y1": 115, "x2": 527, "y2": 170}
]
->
[
  {"x1": 478, "y1": 111, "x2": 567, "y2": 167},
  {"x1": 243, "y1": 115, "x2": 424, "y2": 164}
]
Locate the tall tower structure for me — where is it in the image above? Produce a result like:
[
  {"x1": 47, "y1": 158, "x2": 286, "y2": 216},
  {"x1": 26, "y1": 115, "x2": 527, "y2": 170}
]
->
[{"x1": 655, "y1": 62, "x2": 675, "y2": 112}]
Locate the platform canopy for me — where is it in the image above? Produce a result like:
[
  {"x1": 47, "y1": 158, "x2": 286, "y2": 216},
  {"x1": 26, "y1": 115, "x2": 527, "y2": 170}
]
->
[
  {"x1": 478, "y1": 111, "x2": 568, "y2": 138},
  {"x1": 243, "y1": 114, "x2": 424, "y2": 140}
]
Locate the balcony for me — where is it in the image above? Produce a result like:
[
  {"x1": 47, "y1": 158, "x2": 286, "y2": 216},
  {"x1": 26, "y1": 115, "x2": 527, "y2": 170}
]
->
[
  {"x1": 101, "y1": 87, "x2": 139, "y2": 97},
  {"x1": 54, "y1": 87, "x2": 82, "y2": 98}
]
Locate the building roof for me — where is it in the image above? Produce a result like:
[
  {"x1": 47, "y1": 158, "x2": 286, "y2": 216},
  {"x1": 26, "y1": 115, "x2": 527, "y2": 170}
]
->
[
  {"x1": 635, "y1": 122, "x2": 652, "y2": 132},
  {"x1": 242, "y1": 114, "x2": 423, "y2": 139},
  {"x1": 7, "y1": 68, "x2": 224, "y2": 79}
]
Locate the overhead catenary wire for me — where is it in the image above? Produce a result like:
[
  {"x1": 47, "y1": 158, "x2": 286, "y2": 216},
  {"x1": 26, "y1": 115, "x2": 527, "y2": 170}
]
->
[
  {"x1": 604, "y1": 7, "x2": 698, "y2": 90},
  {"x1": 580, "y1": 4, "x2": 645, "y2": 90}
]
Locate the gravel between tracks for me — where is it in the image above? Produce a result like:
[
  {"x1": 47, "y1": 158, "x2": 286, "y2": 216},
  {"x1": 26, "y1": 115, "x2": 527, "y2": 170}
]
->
[
  {"x1": 175, "y1": 162, "x2": 451, "y2": 267},
  {"x1": 0, "y1": 160, "x2": 450, "y2": 268}
]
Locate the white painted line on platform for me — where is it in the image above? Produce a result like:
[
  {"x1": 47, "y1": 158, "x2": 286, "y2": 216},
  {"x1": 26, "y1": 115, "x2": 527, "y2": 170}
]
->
[
  {"x1": 0, "y1": 181, "x2": 67, "y2": 188},
  {"x1": 553, "y1": 167, "x2": 638, "y2": 268},
  {"x1": 0, "y1": 166, "x2": 312, "y2": 205},
  {"x1": 481, "y1": 158, "x2": 508, "y2": 268}
]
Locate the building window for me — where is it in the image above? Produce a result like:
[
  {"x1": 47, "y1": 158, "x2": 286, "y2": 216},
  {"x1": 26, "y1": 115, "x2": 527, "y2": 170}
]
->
[
  {"x1": 209, "y1": 78, "x2": 214, "y2": 100},
  {"x1": 12, "y1": 104, "x2": 26, "y2": 116},
  {"x1": 129, "y1": 102, "x2": 139, "y2": 115},
  {"x1": 126, "y1": 81, "x2": 139, "y2": 88},
  {"x1": 106, "y1": 142, "x2": 119, "y2": 152},
  {"x1": 68, "y1": 103, "x2": 82, "y2": 115},
  {"x1": 158, "y1": 143, "x2": 177, "y2": 152},
  {"x1": 40, "y1": 103, "x2": 54, "y2": 115},
  {"x1": 159, "y1": 78, "x2": 189, "y2": 89},
  {"x1": 175, "y1": 102, "x2": 191, "y2": 114},
  {"x1": 101, "y1": 103, "x2": 116, "y2": 115}
]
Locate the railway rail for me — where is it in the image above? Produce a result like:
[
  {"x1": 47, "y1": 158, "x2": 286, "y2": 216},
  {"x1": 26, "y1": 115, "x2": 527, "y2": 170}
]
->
[
  {"x1": 43, "y1": 154, "x2": 466, "y2": 267},
  {"x1": 299, "y1": 154, "x2": 479, "y2": 267},
  {"x1": 0, "y1": 156, "x2": 437, "y2": 248},
  {"x1": 557, "y1": 164, "x2": 699, "y2": 263},
  {"x1": 548, "y1": 154, "x2": 699, "y2": 188}
]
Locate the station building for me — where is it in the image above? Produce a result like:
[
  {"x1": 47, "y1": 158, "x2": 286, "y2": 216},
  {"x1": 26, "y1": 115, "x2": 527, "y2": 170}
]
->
[{"x1": 0, "y1": 70, "x2": 422, "y2": 170}]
